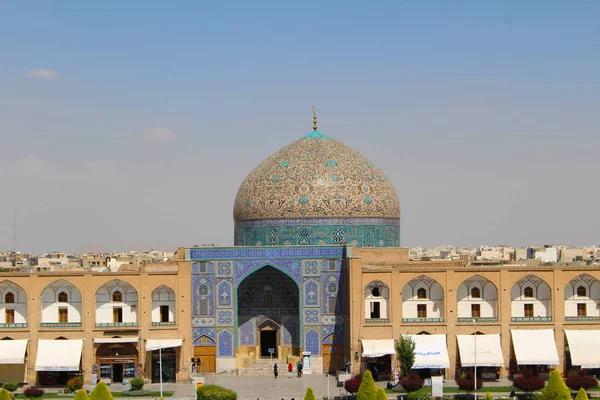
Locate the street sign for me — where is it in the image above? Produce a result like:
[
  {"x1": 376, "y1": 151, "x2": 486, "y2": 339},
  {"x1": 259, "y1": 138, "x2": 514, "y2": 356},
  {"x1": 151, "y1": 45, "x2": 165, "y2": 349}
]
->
[{"x1": 268, "y1": 348, "x2": 275, "y2": 354}]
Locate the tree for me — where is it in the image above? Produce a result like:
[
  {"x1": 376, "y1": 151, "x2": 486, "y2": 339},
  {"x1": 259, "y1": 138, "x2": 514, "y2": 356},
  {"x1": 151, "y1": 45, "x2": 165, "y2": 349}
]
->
[
  {"x1": 304, "y1": 387, "x2": 316, "y2": 400},
  {"x1": 375, "y1": 388, "x2": 387, "y2": 400},
  {"x1": 0, "y1": 389, "x2": 12, "y2": 400},
  {"x1": 513, "y1": 368, "x2": 545, "y2": 397},
  {"x1": 574, "y1": 388, "x2": 589, "y2": 400},
  {"x1": 357, "y1": 370, "x2": 378, "y2": 400},
  {"x1": 90, "y1": 382, "x2": 114, "y2": 400},
  {"x1": 541, "y1": 370, "x2": 571, "y2": 400},
  {"x1": 396, "y1": 335, "x2": 416, "y2": 377}
]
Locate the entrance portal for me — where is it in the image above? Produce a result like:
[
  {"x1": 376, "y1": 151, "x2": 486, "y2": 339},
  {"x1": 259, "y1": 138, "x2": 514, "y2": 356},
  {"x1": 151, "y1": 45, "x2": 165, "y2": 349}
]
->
[
  {"x1": 260, "y1": 329, "x2": 278, "y2": 358},
  {"x1": 237, "y1": 265, "x2": 300, "y2": 359},
  {"x1": 96, "y1": 343, "x2": 138, "y2": 384}
]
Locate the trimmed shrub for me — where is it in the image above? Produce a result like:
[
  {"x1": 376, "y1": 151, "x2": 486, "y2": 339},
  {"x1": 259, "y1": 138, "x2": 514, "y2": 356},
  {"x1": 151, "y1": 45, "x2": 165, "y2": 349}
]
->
[
  {"x1": 197, "y1": 385, "x2": 237, "y2": 400},
  {"x1": 457, "y1": 371, "x2": 484, "y2": 391},
  {"x1": 574, "y1": 388, "x2": 589, "y2": 400},
  {"x1": 74, "y1": 389, "x2": 90, "y2": 400},
  {"x1": 541, "y1": 371, "x2": 571, "y2": 400},
  {"x1": 567, "y1": 373, "x2": 598, "y2": 391},
  {"x1": 67, "y1": 377, "x2": 84, "y2": 393},
  {"x1": 513, "y1": 368, "x2": 546, "y2": 395},
  {"x1": 304, "y1": 388, "x2": 316, "y2": 400},
  {"x1": 0, "y1": 389, "x2": 12, "y2": 400},
  {"x1": 2, "y1": 383, "x2": 18, "y2": 393},
  {"x1": 376, "y1": 388, "x2": 387, "y2": 400},
  {"x1": 129, "y1": 378, "x2": 144, "y2": 391},
  {"x1": 345, "y1": 376, "x2": 363, "y2": 394},
  {"x1": 122, "y1": 390, "x2": 153, "y2": 397},
  {"x1": 90, "y1": 382, "x2": 113, "y2": 400},
  {"x1": 484, "y1": 393, "x2": 494, "y2": 400},
  {"x1": 401, "y1": 373, "x2": 424, "y2": 393},
  {"x1": 357, "y1": 370, "x2": 377, "y2": 400},
  {"x1": 24, "y1": 387, "x2": 45, "y2": 398}
]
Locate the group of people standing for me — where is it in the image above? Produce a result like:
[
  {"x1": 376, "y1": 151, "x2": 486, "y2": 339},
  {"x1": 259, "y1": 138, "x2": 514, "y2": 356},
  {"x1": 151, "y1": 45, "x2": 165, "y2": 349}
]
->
[{"x1": 273, "y1": 361, "x2": 303, "y2": 378}]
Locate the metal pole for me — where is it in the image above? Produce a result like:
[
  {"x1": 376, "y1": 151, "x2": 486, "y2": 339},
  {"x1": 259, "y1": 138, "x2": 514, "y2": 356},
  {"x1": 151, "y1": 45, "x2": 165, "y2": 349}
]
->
[
  {"x1": 159, "y1": 335, "x2": 163, "y2": 398},
  {"x1": 473, "y1": 319, "x2": 477, "y2": 400},
  {"x1": 327, "y1": 373, "x2": 330, "y2": 400}
]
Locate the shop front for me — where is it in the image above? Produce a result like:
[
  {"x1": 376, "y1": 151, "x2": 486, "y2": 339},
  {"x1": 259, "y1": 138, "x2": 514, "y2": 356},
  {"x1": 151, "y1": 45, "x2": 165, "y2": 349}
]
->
[
  {"x1": 146, "y1": 339, "x2": 182, "y2": 383},
  {"x1": 510, "y1": 329, "x2": 559, "y2": 380},
  {"x1": 0, "y1": 339, "x2": 28, "y2": 383},
  {"x1": 405, "y1": 334, "x2": 450, "y2": 380},
  {"x1": 35, "y1": 339, "x2": 83, "y2": 385},
  {"x1": 94, "y1": 338, "x2": 139, "y2": 384},
  {"x1": 360, "y1": 339, "x2": 396, "y2": 381},
  {"x1": 456, "y1": 334, "x2": 504, "y2": 381}
]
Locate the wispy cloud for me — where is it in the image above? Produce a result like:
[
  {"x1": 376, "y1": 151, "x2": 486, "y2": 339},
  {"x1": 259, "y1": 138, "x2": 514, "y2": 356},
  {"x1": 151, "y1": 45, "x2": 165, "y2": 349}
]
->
[
  {"x1": 26, "y1": 68, "x2": 59, "y2": 79},
  {"x1": 139, "y1": 126, "x2": 176, "y2": 141}
]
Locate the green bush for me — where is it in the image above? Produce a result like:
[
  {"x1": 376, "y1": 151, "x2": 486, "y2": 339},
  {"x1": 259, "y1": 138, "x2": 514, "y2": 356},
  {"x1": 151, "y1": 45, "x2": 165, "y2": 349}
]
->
[
  {"x1": 122, "y1": 390, "x2": 153, "y2": 397},
  {"x1": 2, "y1": 383, "x2": 18, "y2": 393},
  {"x1": 541, "y1": 371, "x2": 571, "y2": 400},
  {"x1": 74, "y1": 389, "x2": 90, "y2": 400},
  {"x1": 90, "y1": 382, "x2": 114, "y2": 400},
  {"x1": 357, "y1": 370, "x2": 377, "y2": 400},
  {"x1": 0, "y1": 389, "x2": 12, "y2": 400},
  {"x1": 574, "y1": 388, "x2": 589, "y2": 400},
  {"x1": 67, "y1": 377, "x2": 84, "y2": 393},
  {"x1": 128, "y1": 378, "x2": 144, "y2": 391},
  {"x1": 375, "y1": 388, "x2": 387, "y2": 400},
  {"x1": 484, "y1": 393, "x2": 494, "y2": 400},
  {"x1": 197, "y1": 385, "x2": 237, "y2": 400},
  {"x1": 303, "y1": 388, "x2": 316, "y2": 400}
]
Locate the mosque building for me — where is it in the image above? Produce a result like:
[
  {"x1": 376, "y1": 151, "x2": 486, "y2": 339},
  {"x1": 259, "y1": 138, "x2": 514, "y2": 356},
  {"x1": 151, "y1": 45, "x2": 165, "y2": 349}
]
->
[{"x1": 1, "y1": 112, "x2": 600, "y2": 385}]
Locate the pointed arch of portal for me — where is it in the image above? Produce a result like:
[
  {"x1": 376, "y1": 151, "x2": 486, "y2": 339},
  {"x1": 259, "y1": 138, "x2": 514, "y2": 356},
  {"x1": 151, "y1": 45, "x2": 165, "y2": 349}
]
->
[{"x1": 235, "y1": 264, "x2": 302, "y2": 355}]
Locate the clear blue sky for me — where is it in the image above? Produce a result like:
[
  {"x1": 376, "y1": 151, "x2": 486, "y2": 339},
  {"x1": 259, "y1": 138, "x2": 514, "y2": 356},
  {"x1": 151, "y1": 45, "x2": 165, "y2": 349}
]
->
[{"x1": 1, "y1": 1, "x2": 599, "y2": 253}]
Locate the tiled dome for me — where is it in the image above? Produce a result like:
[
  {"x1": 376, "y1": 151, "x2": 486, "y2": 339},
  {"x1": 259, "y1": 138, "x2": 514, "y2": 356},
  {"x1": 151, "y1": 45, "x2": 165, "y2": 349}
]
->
[{"x1": 233, "y1": 131, "x2": 401, "y2": 222}]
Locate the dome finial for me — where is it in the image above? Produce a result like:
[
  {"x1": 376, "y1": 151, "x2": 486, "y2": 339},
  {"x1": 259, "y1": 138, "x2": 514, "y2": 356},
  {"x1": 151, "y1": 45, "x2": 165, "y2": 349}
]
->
[{"x1": 312, "y1": 106, "x2": 318, "y2": 131}]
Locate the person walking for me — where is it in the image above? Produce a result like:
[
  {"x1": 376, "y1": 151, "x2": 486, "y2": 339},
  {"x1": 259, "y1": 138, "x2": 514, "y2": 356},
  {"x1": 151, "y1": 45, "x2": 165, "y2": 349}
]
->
[
  {"x1": 296, "y1": 360, "x2": 303, "y2": 377},
  {"x1": 273, "y1": 363, "x2": 278, "y2": 378},
  {"x1": 288, "y1": 362, "x2": 293, "y2": 378}
]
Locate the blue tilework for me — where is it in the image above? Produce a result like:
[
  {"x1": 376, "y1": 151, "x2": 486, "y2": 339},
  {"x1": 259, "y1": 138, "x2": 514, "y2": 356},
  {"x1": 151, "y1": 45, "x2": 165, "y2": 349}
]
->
[
  {"x1": 217, "y1": 280, "x2": 232, "y2": 307},
  {"x1": 218, "y1": 329, "x2": 234, "y2": 357},
  {"x1": 304, "y1": 308, "x2": 320, "y2": 325},
  {"x1": 217, "y1": 310, "x2": 233, "y2": 326},
  {"x1": 193, "y1": 327, "x2": 216, "y2": 343},
  {"x1": 304, "y1": 279, "x2": 319, "y2": 307},
  {"x1": 305, "y1": 328, "x2": 320, "y2": 355},
  {"x1": 188, "y1": 246, "x2": 346, "y2": 261}
]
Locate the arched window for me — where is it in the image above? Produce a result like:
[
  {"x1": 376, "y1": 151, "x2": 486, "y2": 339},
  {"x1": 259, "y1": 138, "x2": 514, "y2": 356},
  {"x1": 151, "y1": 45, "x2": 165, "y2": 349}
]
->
[
  {"x1": 58, "y1": 292, "x2": 68, "y2": 302},
  {"x1": 523, "y1": 287, "x2": 534, "y2": 298},
  {"x1": 417, "y1": 288, "x2": 427, "y2": 299},
  {"x1": 372, "y1": 287, "x2": 380, "y2": 297},
  {"x1": 471, "y1": 287, "x2": 481, "y2": 298},
  {"x1": 4, "y1": 292, "x2": 15, "y2": 303},
  {"x1": 112, "y1": 291, "x2": 122, "y2": 302},
  {"x1": 577, "y1": 286, "x2": 587, "y2": 297}
]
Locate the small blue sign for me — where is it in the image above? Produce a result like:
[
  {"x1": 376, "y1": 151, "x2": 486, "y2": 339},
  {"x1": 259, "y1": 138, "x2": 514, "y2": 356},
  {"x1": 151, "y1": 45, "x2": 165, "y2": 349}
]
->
[{"x1": 268, "y1": 348, "x2": 275, "y2": 354}]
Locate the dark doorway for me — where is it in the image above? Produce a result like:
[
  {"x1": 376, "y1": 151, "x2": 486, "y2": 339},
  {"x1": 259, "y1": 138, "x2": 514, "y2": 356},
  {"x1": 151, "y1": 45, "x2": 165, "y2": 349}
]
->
[
  {"x1": 112, "y1": 363, "x2": 123, "y2": 383},
  {"x1": 260, "y1": 330, "x2": 277, "y2": 358},
  {"x1": 152, "y1": 348, "x2": 177, "y2": 383}
]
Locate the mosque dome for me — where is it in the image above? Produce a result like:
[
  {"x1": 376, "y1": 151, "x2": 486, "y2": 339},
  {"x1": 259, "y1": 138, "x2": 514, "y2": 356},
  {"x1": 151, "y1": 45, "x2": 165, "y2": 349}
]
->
[{"x1": 233, "y1": 119, "x2": 401, "y2": 247}]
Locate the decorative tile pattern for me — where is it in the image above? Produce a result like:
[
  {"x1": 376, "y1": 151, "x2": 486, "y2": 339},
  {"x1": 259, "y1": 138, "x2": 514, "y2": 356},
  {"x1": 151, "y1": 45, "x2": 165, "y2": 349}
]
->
[
  {"x1": 233, "y1": 133, "x2": 400, "y2": 221},
  {"x1": 322, "y1": 325, "x2": 344, "y2": 345},
  {"x1": 193, "y1": 327, "x2": 216, "y2": 346},
  {"x1": 192, "y1": 317, "x2": 215, "y2": 326},
  {"x1": 235, "y1": 260, "x2": 302, "y2": 286},
  {"x1": 217, "y1": 280, "x2": 232, "y2": 307},
  {"x1": 217, "y1": 310, "x2": 233, "y2": 326},
  {"x1": 188, "y1": 246, "x2": 345, "y2": 261},
  {"x1": 283, "y1": 319, "x2": 297, "y2": 345},
  {"x1": 192, "y1": 276, "x2": 214, "y2": 317},
  {"x1": 304, "y1": 308, "x2": 320, "y2": 325},
  {"x1": 217, "y1": 262, "x2": 232, "y2": 277},
  {"x1": 239, "y1": 319, "x2": 255, "y2": 345},
  {"x1": 303, "y1": 260, "x2": 319, "y2": 275},
  {"x1": 305, "y1": 328, "x2": 320, "y2": 356},
  {"x1": 304, "y1": 279, "x2": 319, "y2": 307},
  {"x1": 218, "y1": 329, "x2": 234, "y2": 357},
  {"x1": 321, "y1": 315, "x2": 337, "y2": 325}
]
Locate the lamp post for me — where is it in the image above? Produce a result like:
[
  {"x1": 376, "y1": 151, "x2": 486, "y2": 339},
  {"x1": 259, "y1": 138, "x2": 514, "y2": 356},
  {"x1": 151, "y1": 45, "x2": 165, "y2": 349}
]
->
[
  {"x1": 472, "y1": 319, "x2": 477, "y2": 400},
  {"x1": 159, "y1": 333, "x2": 163, "y2": 399}
]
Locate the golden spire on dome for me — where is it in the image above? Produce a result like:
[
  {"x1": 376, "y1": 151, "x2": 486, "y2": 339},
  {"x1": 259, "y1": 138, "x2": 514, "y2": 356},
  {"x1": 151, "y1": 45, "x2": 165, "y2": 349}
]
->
[{"x1": 312, "y1": 106, "x2": 318, "y2": 131}]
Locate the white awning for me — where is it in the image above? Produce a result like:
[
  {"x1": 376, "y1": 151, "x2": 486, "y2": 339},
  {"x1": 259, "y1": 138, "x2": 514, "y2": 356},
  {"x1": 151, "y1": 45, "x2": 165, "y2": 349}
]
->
[
  {"x1": 405, "y1": 334, "x2": 450, "y2": 369},
  {"x1": 35, "y1": 339, "x2": 83, "y2": 371},
  {"x1": 511, "y1": 329, "x2": 559, "y2": 365},
  {"x1": 0, "y1": 339, "x2": 28, "y2": 364},
  {"x1": 457, "y1": 334, "x2": 504, "y2": 367},
  {"x1": 146, "y1": 339, "x2": 183, "y2": 351},
  {"x1": 94, "y1": 338, "x2": 139, "y2": 344},
  {"x1": 565, "y1": 330, "x2": 600, "y2": 368},
  {"x1": 361, "y1": 339, "x2": 396, "y2": 358}
]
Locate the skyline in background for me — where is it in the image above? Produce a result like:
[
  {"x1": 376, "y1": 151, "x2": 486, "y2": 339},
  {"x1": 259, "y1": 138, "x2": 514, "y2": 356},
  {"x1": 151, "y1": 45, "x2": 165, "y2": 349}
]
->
[{"x1": 1, "y1": 1, "x2": 599, "y2": 253}]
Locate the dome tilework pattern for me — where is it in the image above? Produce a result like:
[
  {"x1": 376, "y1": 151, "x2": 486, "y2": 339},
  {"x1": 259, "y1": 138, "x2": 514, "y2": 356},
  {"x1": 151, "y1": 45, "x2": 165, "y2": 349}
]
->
[{"x1": 233, "y1": 132, "x2": 401, "y2": 222}]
